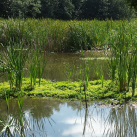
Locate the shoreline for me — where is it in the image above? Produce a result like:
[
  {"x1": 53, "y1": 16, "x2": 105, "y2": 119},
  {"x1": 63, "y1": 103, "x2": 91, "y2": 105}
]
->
[{"x1": 0, "y1": 78, "x2": 137, "y2": 105}]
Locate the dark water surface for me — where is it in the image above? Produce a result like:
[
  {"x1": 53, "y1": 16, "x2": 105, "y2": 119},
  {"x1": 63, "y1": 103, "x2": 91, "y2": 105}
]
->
[
  {"x1": 0, "y1": 97, "x2": 137, "y2": 137},
  {"x1": 0, "y1": 51, "x2": 109, "y2": 82},
  {"x1": 42, "y1": 51, "x2": 109, "y2": 81}
]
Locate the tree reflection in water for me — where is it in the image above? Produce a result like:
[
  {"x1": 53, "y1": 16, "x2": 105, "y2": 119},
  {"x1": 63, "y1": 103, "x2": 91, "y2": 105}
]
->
[
  {"x1": 0, "y1": 97, "x2": 62, "y2": 137},
  {"x1": 0, "y1": 98, "x2": 137, "y2": 137}
]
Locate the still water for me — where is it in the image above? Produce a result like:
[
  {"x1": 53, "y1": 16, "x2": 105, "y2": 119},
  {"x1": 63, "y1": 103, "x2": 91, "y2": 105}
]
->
[
  {"x1": 1, "y1": 51, "x2": 135, "y2": 137},
  {"x1": 0, "y1": 97, "x2": 137, "y2": 137},
  {"x1": 40, "y1": 51, "x2": 109, "y2": 81},
  {"x1": 0, "y1": 51, "x2": 109, "y2": 82}
]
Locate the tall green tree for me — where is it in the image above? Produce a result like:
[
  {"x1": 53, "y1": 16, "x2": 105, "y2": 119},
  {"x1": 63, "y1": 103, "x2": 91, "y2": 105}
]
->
[
  {"x1": 80, "y1": 0, "x2": 136, "y2": 20},
  {"x1": 72, "y1": 0, "x2": 83, "y2": 19},
  {"x1": 39, "y1": 0, "x2": 56, "y2": 18},
  {"x1": 80, "y1": 0, "x2": 109, "y2": 20},
  {"x1": 10, "y1": 0, "x2": 41, "y2": 18},
  {"x1": 0, "y1": 0, "x2": 12, "y2": 18},
  {"x1": 107, "y1": 0, "x2": 136, "y2": 20},
  {"x1": 38, "y1": 0, "x2": 75, "y2": 20},
  {"x1": 54, "y1": 0, "x2": 75, "y2": 20},
  {"x1": 0, "y1": 0, "x2": 41, "y2": 18},
  {"x1": 0, "y1": 0, "x2": 136, "y2": 20},
  {"x1": 125, "y1": 0, "x2": 137, "y2": 10}
]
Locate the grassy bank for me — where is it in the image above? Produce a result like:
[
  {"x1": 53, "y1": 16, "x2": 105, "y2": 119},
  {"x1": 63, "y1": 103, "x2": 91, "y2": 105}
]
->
[
  {"x1": 0, "y1": 18, "x2": 137, "y2": 52},
  {"x1": 0, "y1": 78, "x2": 137, "y2": 103}
]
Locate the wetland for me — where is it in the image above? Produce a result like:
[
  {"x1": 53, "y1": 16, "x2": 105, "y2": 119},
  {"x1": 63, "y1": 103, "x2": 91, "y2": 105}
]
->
[{"x1": 1, "y1": 18, "x2": 137, "y2": 136}]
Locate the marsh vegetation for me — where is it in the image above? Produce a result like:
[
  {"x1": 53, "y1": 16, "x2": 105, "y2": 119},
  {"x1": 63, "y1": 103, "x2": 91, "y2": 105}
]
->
[
  {"x1": 0, "y1": 19, "x2": 137, "y2": 99},
  {"x1": 1, "y1": 18, "x2": 137, "y2": 136}
]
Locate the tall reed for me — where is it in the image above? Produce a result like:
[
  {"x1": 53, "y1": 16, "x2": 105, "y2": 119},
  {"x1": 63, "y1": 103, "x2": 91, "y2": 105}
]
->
[
  {"x1": 18, "y1": 93, "x2": 24, "y2": 127},
  {"x1": 100, "y1": 66, "x2": 104, "y2": 88},
  {"x1": 1, "y1": 18, "x2": 137, "y2": 96},
  {"x1": 5, "y1": 41, "x2": 30, "y2": 90},
  {"x1": 29, "y1": 46, "x2": 38, "y2": 88},
  {"x1": 5, "y1": 92, "x2": 9, "y2": 110},
  {"x1": 81, "y1": 50, "x2": 90, "y2": 108},
  {"x1": 36, "y1": 28, "x2": 47, "y2": 86},
  {"x1": 1, "y1": 18, "x2": 137, "y2": 52},
  {"x1": 28, "y1": 33, "x2": 47, "y2": 88},
  {"x1": 109, "y1": 20, "x2": 137, "y2": 96},
  {"x1": 0, "y1": 19, "x2": 32, "y2": 90}
]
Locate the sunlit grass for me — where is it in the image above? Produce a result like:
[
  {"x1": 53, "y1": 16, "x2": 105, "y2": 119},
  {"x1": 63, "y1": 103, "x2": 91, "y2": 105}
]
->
[
  {"x1": 1, "y1": 18, "x2": 137, "y2": 52},
  {"x1": 0, "y1": 78, "x2": 137, "y2": 103}
]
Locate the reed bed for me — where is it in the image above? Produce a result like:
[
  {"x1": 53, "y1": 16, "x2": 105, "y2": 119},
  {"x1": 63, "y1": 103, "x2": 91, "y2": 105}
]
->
[
  {"x1": 108, "y1": 20, "x2": 137, "y2": 96},
  {"x1": 1, "y1": 18, "x2": 137, "y2": 99},
  {"x1": 0, "y1": 18, "x2": 137, "y2": 52}
]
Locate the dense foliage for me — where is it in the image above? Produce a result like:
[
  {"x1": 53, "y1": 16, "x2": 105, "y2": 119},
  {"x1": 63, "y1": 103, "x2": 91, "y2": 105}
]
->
[
  {"x1": 1, "y1": 18, "x2": 137, "y2": 52},
  {"x1": 126, "y1": 0, "x2": 137, "y2": 10},
  {"x1": 0, "y1": 0, "x2": 136, "y2": 20}
]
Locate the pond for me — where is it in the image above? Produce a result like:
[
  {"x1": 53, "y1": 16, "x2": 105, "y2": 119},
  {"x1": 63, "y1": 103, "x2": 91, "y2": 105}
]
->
[
  {"x1": 1, "y1": 51, "x2": 135, "y2": 137},
  {"x1": 0, "y1": 97, "x2": 137, "y2": 137},
  {"x1": 0, "y1": 50, "x2": 110, "y2": 82},
  {"x1": 42, "y1": 51, "x2": 109, "y2": 81}
]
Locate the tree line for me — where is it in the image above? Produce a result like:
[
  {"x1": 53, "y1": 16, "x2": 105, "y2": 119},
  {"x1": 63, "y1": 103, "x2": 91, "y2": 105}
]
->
[{"x1": 0, "y1": 0, "x2": 136, "y2": 20}]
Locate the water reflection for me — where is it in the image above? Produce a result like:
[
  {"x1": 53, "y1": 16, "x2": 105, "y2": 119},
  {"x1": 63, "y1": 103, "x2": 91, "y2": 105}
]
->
[
  {"x1": 107, "y1": 106, "x2": 137, "y2": 137},
  {"x1": 0, "y1": 51, "x2": 109, "y2": 82},
  {"x1": 0, "y1": 98, "x2": 137, "y2": 137}
]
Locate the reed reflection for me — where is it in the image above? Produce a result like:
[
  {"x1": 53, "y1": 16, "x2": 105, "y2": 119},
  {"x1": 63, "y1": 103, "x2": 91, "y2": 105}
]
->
[
  {"x1": 82, "y1": 104, "x2": 137, "y2": 137},
  {"x1": 0, "y1": 98, "x2": 137, "y2": 137},
  {"x1": 0, "y1": 98, "x2": 61, "y2": 137}
]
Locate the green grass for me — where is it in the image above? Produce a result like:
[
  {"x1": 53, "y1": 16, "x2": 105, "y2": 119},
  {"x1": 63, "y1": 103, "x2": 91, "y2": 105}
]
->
[
  {"x1": 108, "y1": 20, "x2": 137, "y2": 95},
  {"x1": 1, "y1": 18, "x2": 137, "y2": 52},
  {"x1": 0, "y1": 78, "x2": 136, "y2": 103}
]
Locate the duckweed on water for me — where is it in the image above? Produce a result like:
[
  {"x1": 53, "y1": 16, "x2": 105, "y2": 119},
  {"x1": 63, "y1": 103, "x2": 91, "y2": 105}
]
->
[{"x1": 0, "y1": 78, "x2": 137, "y2": 102}]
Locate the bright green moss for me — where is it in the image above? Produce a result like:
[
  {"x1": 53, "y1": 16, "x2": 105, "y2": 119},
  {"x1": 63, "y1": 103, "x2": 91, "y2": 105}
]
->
[{"x1": 0, "y1": 78, "x2": 136, "y2": 102}]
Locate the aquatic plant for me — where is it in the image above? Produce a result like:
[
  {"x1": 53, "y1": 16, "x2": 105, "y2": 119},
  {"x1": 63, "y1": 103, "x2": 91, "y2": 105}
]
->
[
  {"x1": 5, "y1": 92, "x2": 9, "y2": 110},
  {"x1": 29, "y1": 46, "x2": 38, "y2": 88},
  {"x1": 66, "y1": 23, "x2": 93, "y2": 51},
  {"x1": 0, "y1": 19, "x2": 33, "y2": 90},
  {"x1": 35, "y1": 31, "x2": 47, "y2": 87},
  {"x1": 108, "y1": 20, "x2": 137, "y2": 96},
  {"x1": 18, "y1": 93, "x2": 24, "y2": 127},
  {"x1": 0, "y1": 41, "x2": 30, "y2": 90},
  {"x1": 0, "y1": 19, "x2": 47, "y2": 91},
  {"x1": 29, "y1": 43, "x2": 46, "y2": 88},
  {"x1": 0, "y1": 113, "x2": 24, "y2": 137},
  {"x1": 1, "y1": 18, "x2": 137, "y2": 52},
  {"x1": 100, "y1": 66, "x2": 104, "y2": 88}
]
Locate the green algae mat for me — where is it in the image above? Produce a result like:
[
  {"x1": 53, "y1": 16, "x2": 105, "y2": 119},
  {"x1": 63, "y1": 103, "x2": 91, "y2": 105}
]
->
[{"x1": 0, "y1": 78, "x2": 137, "y2": 102}]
